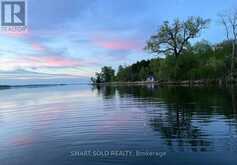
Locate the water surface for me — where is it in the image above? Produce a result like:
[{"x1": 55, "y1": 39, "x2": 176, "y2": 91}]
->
[{"x1": 0, "y1": 85, "x2": 237, "y2": 165}]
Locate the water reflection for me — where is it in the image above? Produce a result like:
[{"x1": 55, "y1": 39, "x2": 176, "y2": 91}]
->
[
  {"x1": 92, "y1": 85, "x2": 117, "y2": 99},
  {"x1": 94, "y1": 85, "x2": 237, "y2": 152},
  {"x1": 0, "y1": 85, "x2": 237, "y2": 165}
]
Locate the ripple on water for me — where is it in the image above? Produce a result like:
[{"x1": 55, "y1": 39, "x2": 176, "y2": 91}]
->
[{"x1": 0, "y1": 85, "x2": 237, "y2": 165}]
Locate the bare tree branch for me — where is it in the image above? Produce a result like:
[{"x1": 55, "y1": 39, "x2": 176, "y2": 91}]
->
[{"x1": 219, "y1": 9, "x2": 237, "y2": 79}]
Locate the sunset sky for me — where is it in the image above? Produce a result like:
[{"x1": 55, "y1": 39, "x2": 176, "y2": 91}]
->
[{"x1": 0, "y1": 0, "x2": 236, "y2": 85}]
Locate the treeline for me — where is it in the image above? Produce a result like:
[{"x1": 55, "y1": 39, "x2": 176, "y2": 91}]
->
[
  {"x1": 118, "y1": 40, "x2": 232, "y2": 81},
  {"x1": 91, "y1": 14, "x2": 237, "y2": 84},
  {"x1": 91, "y1": 40, "x2": 232, "y2": 83}
]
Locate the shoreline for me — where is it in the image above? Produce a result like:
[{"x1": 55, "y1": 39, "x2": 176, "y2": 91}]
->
[
  {"x1": 91, "y1": 79, "x2": 237, "y2": 86},
  {"x1": 1, "y1": 80, "x2": 236, "y2": 89},
  {"x1": 0, "y1": 84, "x2": 68, "y2": 89}
]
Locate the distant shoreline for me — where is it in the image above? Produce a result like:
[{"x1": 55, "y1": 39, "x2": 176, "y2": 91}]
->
[{"x1": 0, "y1": 84, "x2": 68, "y2": 89}]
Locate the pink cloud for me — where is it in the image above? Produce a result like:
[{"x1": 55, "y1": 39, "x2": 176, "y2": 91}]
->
[
  {"x1": 31, "y1": 43, "x2": 46, "y2": 51},
  {"x1": 92, "y1": 37, "x2": 142, "y2": 51},
  {"x1": 0, "y1": 55, "x2": 99, "y2": 70},
  {"x1": 24, "y1": 56, "x2": 82, "y2": 67},
  {"x1": 38, "y1": 56, "x2": 81, "y2": 67},
  {"x1": 1, "y1": 30, "x2": 29, "y2": 38}
]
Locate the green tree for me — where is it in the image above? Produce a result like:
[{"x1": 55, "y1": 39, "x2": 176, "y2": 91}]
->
[
  {"x1": 145, "y1": 17, "x2": 210, "y2": 59},
  {"x1": 192, "y1": 40, "x2": 213, "y2": 55},
  {"x1": 139, "y1": 67, "x2": 149, "y2": 80},
  {"x1": 101, "y1": 66, "x2": 115, "y2": 82},
  {"x1": 91, "y1": 72, "x2": 103, "y2": 84},
  {"x1": 91, "y1": 66, "x2": 115, "y2": 83}
]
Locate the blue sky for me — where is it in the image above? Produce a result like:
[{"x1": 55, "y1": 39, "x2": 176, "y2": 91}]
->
[{"x1": 0, "y1": 0, "x2": 236, "y2": 85}]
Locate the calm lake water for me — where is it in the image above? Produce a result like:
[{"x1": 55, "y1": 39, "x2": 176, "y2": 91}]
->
[{"x1": 0, "y1": 85, "x2": 237, "y2": 165}]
